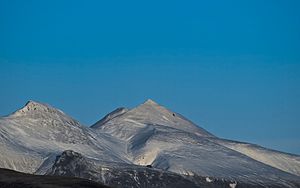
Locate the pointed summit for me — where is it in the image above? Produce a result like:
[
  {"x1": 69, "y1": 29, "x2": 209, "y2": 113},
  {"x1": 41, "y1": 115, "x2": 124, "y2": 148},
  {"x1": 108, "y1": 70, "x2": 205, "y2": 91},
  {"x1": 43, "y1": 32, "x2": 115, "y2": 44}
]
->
[
  {"x1": 92, "y1": 99, "x2": 214, "y2": 138},
  {"x1": 143, "y1": 99, "x2": 158, "y2": 105},
  {"x1": 25, "y1": 100, "x2": 47, "y2": 108}
]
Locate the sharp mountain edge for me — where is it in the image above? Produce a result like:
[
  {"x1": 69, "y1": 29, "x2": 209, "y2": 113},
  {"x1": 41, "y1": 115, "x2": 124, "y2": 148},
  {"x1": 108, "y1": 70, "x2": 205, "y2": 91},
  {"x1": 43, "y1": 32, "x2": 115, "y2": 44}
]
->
[{"x1": 0, "y1": 99, "x2": 299, "y2": 188}]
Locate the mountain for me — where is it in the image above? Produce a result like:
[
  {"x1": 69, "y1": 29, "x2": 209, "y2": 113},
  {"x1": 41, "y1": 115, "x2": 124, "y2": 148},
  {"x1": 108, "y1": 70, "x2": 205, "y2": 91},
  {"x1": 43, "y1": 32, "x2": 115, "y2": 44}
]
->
[
  {"x1": 91, "y1": 99, "x2": 300, "y2": 186},
  {"x1": 0, "y1": 101, "x2": 128, "y2": 173},
  {"x1": 0, "y1": 99, "x2": 300, "y2": 188}
]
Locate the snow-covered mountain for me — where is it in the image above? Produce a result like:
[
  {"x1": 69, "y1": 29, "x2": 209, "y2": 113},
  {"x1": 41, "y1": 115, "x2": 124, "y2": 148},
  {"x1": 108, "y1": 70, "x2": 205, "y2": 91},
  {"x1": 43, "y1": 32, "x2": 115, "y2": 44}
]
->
[
  {"x1": 0, "y1": 99, "x2": 300, "y2": 187},
  {"x1": 0, "y1": 101, "x2": 128, "y2": 173}
]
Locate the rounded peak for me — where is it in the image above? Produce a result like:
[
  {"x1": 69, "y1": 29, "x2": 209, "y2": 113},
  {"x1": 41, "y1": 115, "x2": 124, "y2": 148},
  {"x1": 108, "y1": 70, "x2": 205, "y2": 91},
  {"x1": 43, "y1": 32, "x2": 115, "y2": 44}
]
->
[
  {"x1": 23, "y1": 100, "x2": 52, "y2": 111},
  {"x1": 25, "y1": 100, "x2": 47, "y2": 107},
  {"x1": 10, "y1": 100, "x2": 65, "y2": 117}
]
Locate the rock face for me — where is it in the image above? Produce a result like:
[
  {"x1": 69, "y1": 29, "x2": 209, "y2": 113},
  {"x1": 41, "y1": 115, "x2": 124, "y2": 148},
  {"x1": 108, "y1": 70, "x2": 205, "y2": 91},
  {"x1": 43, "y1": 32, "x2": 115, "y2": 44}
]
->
[
  {"x1": 0, "y1": 99, "x2": 300, "y2": 188},
  {"x1": 47, "y1": 150, "x2": 283, "y2": 188},
  {"x1": 47, "y1": 150, "x2": 201, "y2": 188}
]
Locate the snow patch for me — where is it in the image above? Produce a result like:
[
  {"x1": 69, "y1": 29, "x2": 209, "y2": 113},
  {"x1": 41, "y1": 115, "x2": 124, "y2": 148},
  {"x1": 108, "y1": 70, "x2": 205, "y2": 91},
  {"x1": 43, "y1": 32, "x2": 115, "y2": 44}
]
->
[
  {"x1": 229, "y1": 182, "x2": 237, "y2": 188},
  {"x1": 206, "y1": 177, "x2": 213, "y2": 182}
]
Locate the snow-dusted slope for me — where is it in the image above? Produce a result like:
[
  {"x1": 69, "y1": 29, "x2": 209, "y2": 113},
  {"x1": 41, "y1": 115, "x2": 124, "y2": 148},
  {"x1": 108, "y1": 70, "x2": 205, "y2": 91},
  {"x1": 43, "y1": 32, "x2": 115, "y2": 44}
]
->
[
  {"x1": 214, "y1": 138, "x2": 300, "y2": 176},
  {"x1": 0, "y1": 101, "x2": 127, "y2": 173},
  {"x1": 92, "y1": 107, "x2": 128, "y2": 128},
  {"x1": 92, "y1": 99, "x2": 300, "y2": 186}
]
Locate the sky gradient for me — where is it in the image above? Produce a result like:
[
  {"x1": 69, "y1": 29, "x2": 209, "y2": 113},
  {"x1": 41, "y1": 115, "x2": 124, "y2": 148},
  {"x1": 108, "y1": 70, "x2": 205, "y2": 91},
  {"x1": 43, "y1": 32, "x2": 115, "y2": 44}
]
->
[{"x1": 0, "y1": 0, "x2": 300, "y2": 154}]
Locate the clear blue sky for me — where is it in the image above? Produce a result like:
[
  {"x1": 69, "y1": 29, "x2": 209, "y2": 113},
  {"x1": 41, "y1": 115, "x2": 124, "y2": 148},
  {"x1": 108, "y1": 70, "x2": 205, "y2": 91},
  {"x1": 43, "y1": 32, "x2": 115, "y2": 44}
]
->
[{"x1": 0, "y1": 0, "x2": 300, "y2": 154}]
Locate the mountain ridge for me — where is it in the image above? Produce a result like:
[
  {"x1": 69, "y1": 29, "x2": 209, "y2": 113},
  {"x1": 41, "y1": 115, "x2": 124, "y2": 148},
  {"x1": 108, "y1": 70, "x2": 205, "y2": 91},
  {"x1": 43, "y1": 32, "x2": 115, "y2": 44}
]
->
[{"x1": 0, "y1": 99, "x2": 300, "y2": 187}]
